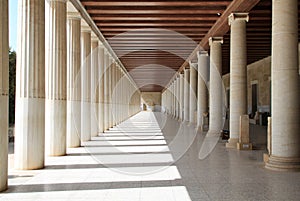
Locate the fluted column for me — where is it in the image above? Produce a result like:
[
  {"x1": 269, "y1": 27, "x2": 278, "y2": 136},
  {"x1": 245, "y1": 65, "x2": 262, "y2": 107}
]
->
[
  {"x1": 81, "y1": 27, "x2": 91, "y2": 141},
  {"x1": 98, "y1": 44, "x2": 105, "y2": 133},
  {"x1": 176, "y1": 76, "x2": 180, "y2": 119},
  {"x1": 208, "y1": 37, "x2": 224, "y2": 134},
  {"x1": 197, "y1": 51, "x2": 209, "y2": 130},
  {"x1": 266, "y1": 0, "x2": 300, "y2": 171},
  {"x1": 45, "y1": 0, "x2": 67, "y2": 156},
  {"x1": 179, "y1": 73, "x2": 184, "y2": 121},
  {"x1": 227, "y1": 13, "x2": 249, "y2": 148},
  {"x1": 109, "y1": 56, "x2": 114, "y2": 128},
  {"x1": 91, "y1": 37, "x2": 98, "y2": 137},
  {"x1": 0, "y1": 0, "x2": 8, "y2": 191},
  {"x1": 183, "y1": 69, "x2": 190, "y2": 122},
  {"x1": 189, "y1": 63, "x2": 197, "y2": 124},
  {"x1": 15, "y1": 0, "x2": 45, "y2": 169},
  {"x1": 104, "y1": 51, "x2": 110, "y2": 130},
  {"x1": 66, "y1": 12, "x2": 81, "y2": 148}
]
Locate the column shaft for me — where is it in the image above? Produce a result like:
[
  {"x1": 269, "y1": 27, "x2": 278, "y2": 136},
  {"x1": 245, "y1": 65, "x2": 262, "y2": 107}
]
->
[
  {"x1": 266, "y1": 0, "x2": 300, "y2": 170},
  {"x1": 184, "y1": 69, "x2": 190, "y2": 122},
  {"x1": 189, "y1": 63, "x2": 197, "y2": 124},
  {"x1": 98, "y1": 44, "x2": 105, "y2": 133},
  {"x1": 81, "y1": 30, "x2": 91, "y2": 141},
  {"x1": 104, "y1": 52, "x2": 110, "y2": 130},
  {"x1": 228, "y1": 13, "x2": 249, "y2": 148},
  {"x1": 15, "y1": 0, "x2": 45, "y2": 169},
  {"x1": 179, "y1": 74, "x2": 184, "y2": 121},
  {"x1": 45, "y1": 0, "x2": 67, "y2": 156},
  {"x1": 197, "y1": 51, "x2": 209, "y2": 130},
  {"x1": 0, "y1": 0, "x2": 8, "y2": 191},
  {"x1": 66, "y1": 14, "x2": 81, "y2": 148},
  {"x1": 91, "y1": 39, "x2": 98, "y2": 137},
  {"x1": 209, "y1": 37, "x2": 224, "y2": 133}
]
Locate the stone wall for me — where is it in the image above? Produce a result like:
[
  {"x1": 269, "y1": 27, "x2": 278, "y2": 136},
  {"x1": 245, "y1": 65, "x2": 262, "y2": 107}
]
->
[
  {"x1": 222, "y1": 56, "x2": 271, "y2": 114},
  {"x1": 141, "y1": 92, "x2": 161, "y2": 111}
]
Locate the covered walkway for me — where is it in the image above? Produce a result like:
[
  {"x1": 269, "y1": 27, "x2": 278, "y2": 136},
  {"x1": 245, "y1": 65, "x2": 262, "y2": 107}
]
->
[{"x1": 2, "y1": 112, "x2": 300, "y2": 201}]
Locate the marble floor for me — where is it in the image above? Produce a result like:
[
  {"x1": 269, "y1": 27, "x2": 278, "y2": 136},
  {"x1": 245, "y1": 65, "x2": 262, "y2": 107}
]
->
[{"x1": 1, "y1": 111, "x2": 300, "y2": 201}]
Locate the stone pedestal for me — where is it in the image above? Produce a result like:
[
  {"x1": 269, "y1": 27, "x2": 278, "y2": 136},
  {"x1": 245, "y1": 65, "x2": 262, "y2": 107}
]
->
[
  {"x1": 197, "y1": 51, "x2": 209, "y2": 130},
  {"x1": 45, "y1": 0, "x2": 67, "y2": 156},
  {"x1": 66, "y1": 13, "x2": 81, "y2": 148},
  {"x1": 265, "y1": 0, "x2": 300, "y2": 171},
  {"x1": 183, "y1": 69, "x2": 190, "y2": 122},
  {"x1": 0, "y1": 0, "x2": 8, "y2": 191},
  {"x1": 237, "y1": 115, "x2": 252, "y2": 150},
  {"x1": 15, "y1": 0, "x2": 45, "y2": 169},
  {"x1": 227, "y1": 13, "x2": 249, "y2": 148}
]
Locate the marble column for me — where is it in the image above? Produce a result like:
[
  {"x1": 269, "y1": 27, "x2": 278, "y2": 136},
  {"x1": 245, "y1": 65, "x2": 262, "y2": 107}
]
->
[
  {"x1": 81, "y1": 27, "x2": 91, "y2": 141},
  {"x1": 189, "y1": 62, "x2": 197, "y2": 124},
  {"x1": 103, "y1": 51, "x2": 110, "y2": 130},
  {"x1": 66, "y1": 12, "x2": 81, "y2": 148},
  {"x1": 0, "y1": 0, "x2": 8, "y2": 191},
  {"x1": 176, "y1": 76, "x2": 180, "y2": 119},
  {"x1": 91, "y1": 37, "x2": 98, "y2": 137},
  {"x1": 227, "y1": 13, "x2": 249, "y2": 149},
  {"x1": 45, "y1": 0, "x2": 67, "y2": 156},
  {"x1": 184, "y1": 69, "x2": 190, "y2": 122},
  {"x1": 108, "y1": 56, "x2": 114, "y2": 128},
  {"x1": 98, "y1": 44, "x2": 105, "y2": 133},
  {"x1": 208, "y1": 37, "x2": 224, "y2": 133},
  {"x1": 266, "y1": 0, "x2": 300, "y2": 171},
  {"x1": 15, "y1": 0, "x2": 45, "y2": 169},
  {"x1": 179, "y1": 73, "x2": 184, "y2": 121},
  {"x1": 197, "y1": 51, "x2": 209, "y2": 130}
]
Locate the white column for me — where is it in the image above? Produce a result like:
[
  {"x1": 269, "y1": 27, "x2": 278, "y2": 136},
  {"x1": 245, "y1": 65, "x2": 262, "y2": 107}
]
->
[
  {"x1": 15, "y1": 0, "x2": 45, "y2": 169},
  {"x1": 66, "y1": 12, "x2": 81, "y2": 148},
  {"x1": 91, "y1": 37, "x2": 98, "y2": 137},
  {"x1": 266, "y1": 0, "x2": 300, "y2": 171},
  {"x1": 81, "y1": 27, "x2": 91, "y2": 141},
  {"x1": 208, "y1": 37, "x2": 224, "y2": 133},
  {"x1": 179, "y1": 73, "x2": 184, "y2": 121},
  {"x1": 176, "y1": 76, "x2": 180, "y2": 119},
  {"x1": 104, "y1": 51, "x2": 110, "y2": 130},
  {"x1": 183, "y1": 69, "x2": 190, "y2": 122},
  {"x1": 98, "y1": 44, "x2": 105, "y2": 133},
  {"x1": 0, "y1": 0, "x2": 8, "y2": 191},
  {"x1": 227, "y1": 13, "x2": 249, "y2": 148},
  {"x1": 45, "y1": 0, "x2": 67, "y2": 156},
  {"x1": 197, "y1": 51, "x2": 209, "y2": 130},
  {"x1": 108, "y1": 56, "x2": 113, "y2": 128},
  {"x1": 189, "y1": 63, "x2": 197, "y2": 124}
]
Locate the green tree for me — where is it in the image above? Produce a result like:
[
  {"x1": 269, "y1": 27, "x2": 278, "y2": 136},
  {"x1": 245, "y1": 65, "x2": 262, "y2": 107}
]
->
[{"x1": 9, "y1": 48, "x2": 16, "y2": 126}]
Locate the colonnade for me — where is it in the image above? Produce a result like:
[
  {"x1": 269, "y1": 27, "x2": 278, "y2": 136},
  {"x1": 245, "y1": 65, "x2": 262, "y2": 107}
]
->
[
  {"x1": 163, "y1": 0, "x2": 300, "y2": 171},
  {"x1": 0, "y1": 0, "x2": 140, "y2": 191}
]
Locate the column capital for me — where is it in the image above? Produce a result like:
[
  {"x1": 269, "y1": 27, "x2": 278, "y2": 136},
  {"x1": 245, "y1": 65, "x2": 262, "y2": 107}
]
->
[
  {"x1": 209, "y1": 37, "x2": 223, "y2": 46},
  {"x1": 197, "y1": 50, "x2": 208, "y2": 58},
  {"x1": 228, "y1": 13, "x2": 249, "y2": 26},
  {"x1": 81, "y1": 25, "x2": 91, "y2": 33},
  {"x1": 91, "y1": 34, "x2": 98, "y2": 42},
  {"x1": 67, "y1": 12, "x2": 81, "y2": 20}
]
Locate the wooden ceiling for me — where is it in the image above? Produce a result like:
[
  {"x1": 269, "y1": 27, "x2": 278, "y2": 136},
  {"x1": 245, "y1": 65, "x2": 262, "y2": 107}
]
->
[{"x1": 80, "y1": 0, "x2": 296, "y2": 92}]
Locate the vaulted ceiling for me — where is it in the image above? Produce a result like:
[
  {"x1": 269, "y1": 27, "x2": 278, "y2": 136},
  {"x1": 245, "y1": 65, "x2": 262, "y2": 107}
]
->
[{"x1": 80, "y1": 0, "x2": 298, "y2": 92}]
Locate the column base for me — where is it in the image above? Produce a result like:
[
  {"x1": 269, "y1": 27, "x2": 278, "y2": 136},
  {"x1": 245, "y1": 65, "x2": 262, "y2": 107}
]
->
[
  {"x1": 265, "y1": 155, "x2": 300, "y2": 171},
  {"x1": 226, "y1": 138, "x2": 238, "y2": 149},
  {"x1": 237, "y1": 142, "x2": 252, "y2": 150}
]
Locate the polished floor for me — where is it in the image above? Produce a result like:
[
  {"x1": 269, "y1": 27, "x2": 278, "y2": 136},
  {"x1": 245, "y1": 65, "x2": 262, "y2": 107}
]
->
[{"x1": 1, "y1": 111, "x2": 300, "y2": 201}]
